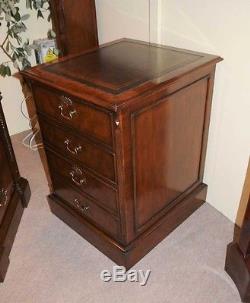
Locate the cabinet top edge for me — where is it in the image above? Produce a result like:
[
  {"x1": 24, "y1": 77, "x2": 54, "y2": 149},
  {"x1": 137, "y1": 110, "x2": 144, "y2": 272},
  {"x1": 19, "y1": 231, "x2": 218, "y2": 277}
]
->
[{"x1": 21, "y1": 38, "x2": 222, "y2": 111}]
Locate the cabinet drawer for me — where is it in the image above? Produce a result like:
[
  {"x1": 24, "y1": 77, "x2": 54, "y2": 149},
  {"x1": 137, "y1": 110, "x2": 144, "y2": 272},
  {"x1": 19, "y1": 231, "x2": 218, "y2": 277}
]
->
[
  {"x1": 33, "y1": 85, "x2": 113, "y2": 146},
  {"x1": 52, "y1": 174, "x2": 120, "y2": 239},
  {"x1": 46, "y1": 150, "x2": 118, "y2": 214},
  {"x1": 0, "y1": 145, "x2": 14, "y2": 224},
  {"x1": 40, "y1": 117, "x2": 116, "y2": 182}
]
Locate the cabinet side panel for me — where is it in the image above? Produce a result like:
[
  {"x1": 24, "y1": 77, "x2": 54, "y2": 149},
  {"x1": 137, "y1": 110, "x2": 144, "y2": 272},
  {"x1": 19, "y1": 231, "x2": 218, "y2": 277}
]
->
[{"x1": 132, "y1": 78, "x2": 208, "y2": 229}]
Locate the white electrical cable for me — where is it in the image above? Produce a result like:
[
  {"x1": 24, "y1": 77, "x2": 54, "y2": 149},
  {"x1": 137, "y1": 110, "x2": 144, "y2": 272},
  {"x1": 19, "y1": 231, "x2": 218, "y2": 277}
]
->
[{"x1": 21, "y1": 95, "x2": 43, "y2": 151}]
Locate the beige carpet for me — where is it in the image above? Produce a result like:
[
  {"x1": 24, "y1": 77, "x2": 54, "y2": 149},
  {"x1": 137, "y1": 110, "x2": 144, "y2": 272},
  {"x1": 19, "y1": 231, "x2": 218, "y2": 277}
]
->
[{"x1": 0, "y1": 132, "x2": 241, "y2": 303}]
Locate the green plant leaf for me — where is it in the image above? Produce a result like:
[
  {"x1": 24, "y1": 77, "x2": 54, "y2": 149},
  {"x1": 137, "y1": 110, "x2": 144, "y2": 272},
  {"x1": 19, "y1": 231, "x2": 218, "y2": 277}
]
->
[
  {"x1": 0, "y1": 65, "x2": 6, "y2": 77},
  {"x1": 0, "y1": 64, "x2": 11, "y2": 77},
  {"x1": 0, "y1": 0, "x2": 51, "y2": 76},
  {"x1": 6, "y1": 65, "x2": 11, "y2": 76},
  {"x1": 37, "y1": 10, "x2": 44, "y2": 19}
]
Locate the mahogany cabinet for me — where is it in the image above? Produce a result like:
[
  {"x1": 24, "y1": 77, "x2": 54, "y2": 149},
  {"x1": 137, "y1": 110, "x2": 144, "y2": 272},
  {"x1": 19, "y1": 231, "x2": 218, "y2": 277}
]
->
[
  {"x1": 50, "y1": 0, "x2": 99, "y2": 56},
  {"x1": 225, "y1": 192, "x2": 250, "y2": 302},
  {"x1": 0, "y1": 94, "x2": 30, "y2": 282},
  {"x1": 22, "y1": 39, "x2": 222, "y2": 269}
]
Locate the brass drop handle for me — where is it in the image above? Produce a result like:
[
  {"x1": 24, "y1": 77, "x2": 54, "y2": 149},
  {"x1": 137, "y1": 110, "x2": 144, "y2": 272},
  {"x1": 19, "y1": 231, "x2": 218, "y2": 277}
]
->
[
  {"x1": 0, "y1": 189, "x2": 8, "y2": 207},
  {"x1": 59, "y1": 104, "x2": 77, "y2": 120},
  {"x1": 58, "y1": 96, "x2": 77, "y2": 120},
  {"x1": 64, "y1": 139, "x2": 82, "y2": 155},
  {"x1": 70, "y1": 167, "x2": 87, "y2": 186},
  {"x1": 74, "y1": 198, "x2": 90, "y2": 213}
]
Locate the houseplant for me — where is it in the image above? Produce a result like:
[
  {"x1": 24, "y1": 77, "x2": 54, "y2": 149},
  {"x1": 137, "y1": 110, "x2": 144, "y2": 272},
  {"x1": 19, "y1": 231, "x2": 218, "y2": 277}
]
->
[{"x1": 0, "y1": 0, "x2": 51, "y2": 77}]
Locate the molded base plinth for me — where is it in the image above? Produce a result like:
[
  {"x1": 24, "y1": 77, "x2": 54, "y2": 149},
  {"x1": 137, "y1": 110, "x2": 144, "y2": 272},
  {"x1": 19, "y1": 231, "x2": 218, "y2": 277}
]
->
[{"x1": 48, "y1": 183, "x2": 207, "y2": 269}]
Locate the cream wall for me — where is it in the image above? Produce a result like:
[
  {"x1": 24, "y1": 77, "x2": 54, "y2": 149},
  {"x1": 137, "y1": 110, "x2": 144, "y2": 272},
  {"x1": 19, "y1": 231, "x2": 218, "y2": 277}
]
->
[
  {"x1": 96, "y1": 0, "x2": 150, "y2": 44},
  {"x1": 96, "y1": 0, "x2": 163, "y2": 44},
  {"x1": 0, "y1": 2, "x2": 50, "y2": 135}
]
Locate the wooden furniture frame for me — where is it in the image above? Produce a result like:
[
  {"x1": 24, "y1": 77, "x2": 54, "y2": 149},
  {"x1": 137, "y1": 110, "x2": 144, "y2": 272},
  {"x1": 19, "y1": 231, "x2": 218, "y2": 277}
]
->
[
  {"x1": 50, "y1": 0, "x2": 99, "y2": 56},
  {"x1": 226, "y1": 192, "x2": 250, "y2": 302},
  {"x1": 0, "y1": 93, "x2": 31, "y2": 282}
]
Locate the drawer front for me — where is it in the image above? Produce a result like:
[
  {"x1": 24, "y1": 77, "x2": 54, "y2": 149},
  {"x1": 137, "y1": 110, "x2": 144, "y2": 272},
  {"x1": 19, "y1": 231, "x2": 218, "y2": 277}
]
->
[
  {"x1": 33, "y1": 85, "x2": 113, "y2": 146},
  {"x1": 40, "y1": 117, "x2": 116, "y2": 182},
  {"x1": 46, "y1": 150, "x2": 118, "y2": 214},
  {"x1": 52, "y1": 174, "x2": 120, "y2": 239},
  {"x1": 0, "y1": 144, "x2": 14, "y2": 224}
]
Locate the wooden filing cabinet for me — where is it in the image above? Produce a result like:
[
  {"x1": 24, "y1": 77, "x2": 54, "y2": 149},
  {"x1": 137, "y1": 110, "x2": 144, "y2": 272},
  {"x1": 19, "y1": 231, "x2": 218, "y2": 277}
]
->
[
  {"x1": 22, "y1": 39, "x2": 222, "y2": 269},
  {"x1": 0, "y1": 94, "x2": 30, "y2": 282}
]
